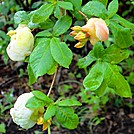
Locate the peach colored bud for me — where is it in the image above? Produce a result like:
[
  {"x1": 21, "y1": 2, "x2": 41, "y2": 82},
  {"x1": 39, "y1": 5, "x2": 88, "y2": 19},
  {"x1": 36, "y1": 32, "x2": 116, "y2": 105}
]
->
[
  {"x1": 95, "y1": 21, "x2": 109, "y2": 41},
  {"x1": 71, "y1": 26, "x2": 82, "y2": 32},
  {"x1": 82, "y1": 18, "x2": 109, "y2": 45},
  {"x1": 82, "y1": 26, "x2": 89, "y2": 33},
  {"x1": 74, "y1": 32, "x2": 86, "y2": 41}
]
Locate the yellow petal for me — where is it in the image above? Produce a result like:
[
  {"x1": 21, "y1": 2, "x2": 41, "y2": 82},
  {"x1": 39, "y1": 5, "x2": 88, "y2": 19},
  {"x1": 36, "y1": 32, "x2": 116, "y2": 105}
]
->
[{"x1": 37, "y1": 117, "x2": 44, "y2": 125}]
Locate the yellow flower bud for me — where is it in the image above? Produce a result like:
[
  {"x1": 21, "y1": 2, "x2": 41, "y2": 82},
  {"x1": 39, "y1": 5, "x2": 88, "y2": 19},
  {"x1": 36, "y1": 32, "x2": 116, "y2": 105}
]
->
[
  {"x1": 71, "y1": 26, "x2": 82, "y2": 32},
  {"x1": 7, "y1": 30, "x2": 16, "y2": 37},
  {"x1": 74, "y1": 31, "x2": 86, "y2": 41},
  {"x1": 74, "y1": 42, "x2": 83, "y2": 48}
]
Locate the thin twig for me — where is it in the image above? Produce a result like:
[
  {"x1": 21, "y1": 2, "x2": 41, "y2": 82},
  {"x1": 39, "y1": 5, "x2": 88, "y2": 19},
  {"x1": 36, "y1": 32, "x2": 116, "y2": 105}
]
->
[
  {"x1": 78, "y1": 10, "x2": 89, "y2": 22},
  {"x1": 47, "y1": 69, "x2": 58, "y2": 96}
]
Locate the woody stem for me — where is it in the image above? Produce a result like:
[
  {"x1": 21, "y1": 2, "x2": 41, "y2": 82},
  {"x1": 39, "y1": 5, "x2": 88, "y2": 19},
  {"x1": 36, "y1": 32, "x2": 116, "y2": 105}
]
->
[
  {"x1": 78, "y1": 10, "x2": 88, "y2": 21},
  {"x1": 47, "y1": 69, "x2": 58, "y2": 96}
]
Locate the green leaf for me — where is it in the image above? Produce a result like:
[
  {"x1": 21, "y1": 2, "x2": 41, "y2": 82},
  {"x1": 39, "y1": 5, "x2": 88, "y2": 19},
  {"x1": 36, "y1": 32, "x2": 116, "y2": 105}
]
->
[
  {"x1": 95, "y1": 80, "x2": 107, "y2": 97},
  {"x1": 53, "y1": 16, "x2": 72, "y2": 36},
  {"x1": 28, "y1": 10, "x2": 40, "y2": 28},
  {"x1": 65, "y1": 0, "x2": 82, "y2": 10},
  {"x1": 57, "y1": 1, "x2": 73, "y2": 10},
  {"x1": 55, "y1": 106, "x2": 79, "y2": 129},
  {"x1": 84, "y1": 62, "x2": 106, "y2": 91},
  {"x1": 44, "y1": 104, "x2": 56, "y2": 121},
  {"x1": 97, "y1": 0, "x2": 108, "y2": 6},
  {"x1": 35, "y1": 30, "x2": 52, "y2": 38},
  {"x1": 108, "y1": 0, "x2": 118, "y2": 18},
  {"x1": 0, "y1": 123, "x2": 6, "y2": 133},
  {"x1": 32, "y1": 3, "x2": 54, "y2": 23},
  {"x1": 57, "y1": 99, "x2": 82, "y2": 106},
  {"x1": 28, "y1": 21, "x2": 40, "y2": 29},
  {"x1": 105, "y1": 63, "x2": 132, "y2": 98},
  {"x1": 82, "y1": 1, "x2": 108, "y2": 19},
  {"x1": 103, "y1": 44, "x2": 129, "y2": 64},
  {"x1": 14, "y1": 11, "x2": 30, "y2": 24},
  {"x1": 30, "y1": 38, "x2": 56, "y2": 78},
  {"x1": 110, "y1": 22, "x2": 133, "y2": 48},
  {"x1": 127, "y1": 72, "x2": 134, "y2": 85},
  {"x1": 26, "y1": 96, "x2": 45, "y2": 108},
  {"x1": 54, "y1": 5, "x2": 62, "y2": 19},
  {"x1": 111, "y1": 14, "x2": 134, "y2": 31},
  {"x1": 93, "y1": 43, "x2": 105, "y2": 59},
  {"x1": 115, "y1": 28, "x2": 133, "y2": 48},
  {"x1": 0, "y1": 30, "x2": 9, "y2": 39},
  {"x1": 77, "y1": 43, "x2": 104, "y2": 68},
  {"x1": 77, "y1": 51, "x2": 96, "y2": 68},
  {"x1": 50, "y1": 37, "x2": 73, "y2": 68},
  {"x1": 28, "y1": 63, "x2": 37, "y2": 85},
  {"x1": 39, "y1": 19, "x2": 55, "y2": 29},
  {"x1": 32, "y1": 90, "x2": 53, "y2": 103},
  {"x1": 47, "y1": 62, "x2": 58, "y2": 75}
]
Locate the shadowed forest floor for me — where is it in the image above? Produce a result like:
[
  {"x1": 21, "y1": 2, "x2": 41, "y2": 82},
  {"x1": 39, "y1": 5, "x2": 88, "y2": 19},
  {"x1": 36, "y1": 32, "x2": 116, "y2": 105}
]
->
[{"x1": 0, "y1": 56, "x2": 134, "y2": 134}]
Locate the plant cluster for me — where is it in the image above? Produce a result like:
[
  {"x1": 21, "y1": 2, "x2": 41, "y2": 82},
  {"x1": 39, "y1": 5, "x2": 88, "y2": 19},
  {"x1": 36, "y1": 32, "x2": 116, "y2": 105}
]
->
[{"x1": 0, "y1": 0, "x2": 134, "y2": 133}]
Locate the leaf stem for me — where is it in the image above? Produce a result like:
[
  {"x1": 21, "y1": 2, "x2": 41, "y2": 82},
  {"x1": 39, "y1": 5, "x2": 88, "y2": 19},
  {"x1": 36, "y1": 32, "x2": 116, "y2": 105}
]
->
[
  {"x1": 48, "y1": 125, "x2": 51, "y2": 134},
  {"x1": 47, "y1": 69, "x2": 58, "y2": 96},
  {"x1": 78, "y1": 10, "x2": 88, "y2": 22}
]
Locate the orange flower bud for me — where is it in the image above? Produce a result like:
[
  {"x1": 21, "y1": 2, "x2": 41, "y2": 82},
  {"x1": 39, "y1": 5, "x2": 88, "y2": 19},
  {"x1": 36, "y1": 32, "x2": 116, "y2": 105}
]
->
[
  {"x1": 43, "y1": 123, "x2": 48, "y2": 131},
  {"x1": 37, "y1": 116, "x2": 51, "y2": 131},
  {"x1": 43, "y1": 119, "x2": 51, "y2": 131},
  {"x1": 70, "y1": 31, "x2": 78, "y2": 36}
]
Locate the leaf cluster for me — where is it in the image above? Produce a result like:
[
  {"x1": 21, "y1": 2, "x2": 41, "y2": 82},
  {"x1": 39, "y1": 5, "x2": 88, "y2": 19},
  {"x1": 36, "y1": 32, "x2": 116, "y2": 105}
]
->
[
  {"x1": 26, "y1": 90, "x2": 82, "y2": 129},
  {"x1": 78, "y1": 43, "x2": 132, "y2": 98}
]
